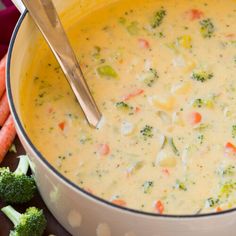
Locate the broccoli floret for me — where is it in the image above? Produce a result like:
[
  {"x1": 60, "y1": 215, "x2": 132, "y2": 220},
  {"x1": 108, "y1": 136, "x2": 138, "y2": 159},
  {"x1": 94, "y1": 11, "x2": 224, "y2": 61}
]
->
[
  {"x1": 199, "y1": 18, "x2": 215, "y2": 38},
  {"x1": 0, "y1": 155, "x2": 36, "y2": 203},
  {"x1": 193, "y1": 98, "x2": 204, "y2": 108},
  {"x1": 142, "y1": 180, "x2": 154, "y2": 194},
  {"x1": 205, "y1": 197, "x2": 219, "y2": 208},
  {"x1": 140, "y1": 125, "x2": 153, "y2": 138},
  {"x1": 174, "y1": 180, "x2": 187, "y2": 191},
  {"x1": 116, "y1": 101, "x2": 130, "y2": 109},
  {"x1": 232, "y1": 125, "x2": 236, "y2": 138},
  {"x1": 150, "y1": 8, "x2": 166, "y2": 28},
  {"x1": 191, "y1": 70, "x2": 213, "y2": 82},
  {"x1": 1, "y1": 205, "x2": 46, "y2": 236},
  {"x1": 139, "y1": 68, "x2": 159, "y2": 87}
]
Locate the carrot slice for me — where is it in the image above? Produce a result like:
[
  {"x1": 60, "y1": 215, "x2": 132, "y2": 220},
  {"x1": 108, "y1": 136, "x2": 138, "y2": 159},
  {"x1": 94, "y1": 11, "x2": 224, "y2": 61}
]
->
[
  {"x1": 98, "y1": 144, "x2": 110, "y2": 156},
  {"x1": 0, "y1": 92, "x2": 10, "y2": 126},
  {"x1": 187, "y1": 9, "x2": 204, "y2": 20},
  {"x1": 216, "y1": 207, "x2": 222, "y2": 212},
  {"x1": 225, "y1": 142, "x2": 236, "y2": 154},
  {"x1": 189, "y1": 112, "x2": 202, "y2": 125},
  {"x1": 135, "y1": 107, "x2": 141, "y2": 113},
  {"x1": 0, "y1": 55, "x2": 7, "y2": 99},
  {"x1": 138, "y1": 38, "x2": 150, "y2": 49},
  {"x1": 162, "y1": 168, "x2": 170, "y2": 176},
  {"x1": 123, "y1": 89, "x2": 144, "y2": 101},
  {"x1": 155, "y1": 200, "x2": 164, "y2": 214},
  {"x1": 112, "y1": 199, "x2": 127, "y2": 207},
  {"x1": 225, "y1": 33, "x2": 235, "y2": 39},
  {"x1": 0, "y1": 115, "x2": 16, "y2": 163},
  {"x1": 58, "y1": 121, "x2": 66, "y2": 131}
]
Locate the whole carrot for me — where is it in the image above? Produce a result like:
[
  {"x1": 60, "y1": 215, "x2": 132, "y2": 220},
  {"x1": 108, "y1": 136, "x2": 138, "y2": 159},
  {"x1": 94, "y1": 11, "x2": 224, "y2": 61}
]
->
[
  {"x1": 0, "y1": 92, "x2": 10, "y2": 126},
  {"x1": 0, "y1": 115, "x2": 16, "y2": 163},
  {"x1": 0, "y1": 55, "x2": 7, "y2": 99}
]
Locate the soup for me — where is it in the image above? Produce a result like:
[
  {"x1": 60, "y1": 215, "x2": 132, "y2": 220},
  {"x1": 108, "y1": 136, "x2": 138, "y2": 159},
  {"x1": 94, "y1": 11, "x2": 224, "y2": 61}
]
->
[{"x1": 20, "y1": 0, "x2": 236, "y2": 215}]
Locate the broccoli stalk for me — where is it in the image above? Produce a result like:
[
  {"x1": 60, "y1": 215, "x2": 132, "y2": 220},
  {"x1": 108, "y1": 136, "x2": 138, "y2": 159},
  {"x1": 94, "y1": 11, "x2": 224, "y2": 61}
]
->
[
  {"x1": 0, "y1": 155, "x2": 36, "y2": 203},
  {"x1": 1, "y1": 205, "x2": 47, "y2": 236}
]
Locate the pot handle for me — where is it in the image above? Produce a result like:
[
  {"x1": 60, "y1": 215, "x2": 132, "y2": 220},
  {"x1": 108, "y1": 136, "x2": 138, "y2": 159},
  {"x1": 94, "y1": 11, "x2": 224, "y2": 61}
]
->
[{"x1": 11, "y1": 0, "x2": 26, "y2": 14}]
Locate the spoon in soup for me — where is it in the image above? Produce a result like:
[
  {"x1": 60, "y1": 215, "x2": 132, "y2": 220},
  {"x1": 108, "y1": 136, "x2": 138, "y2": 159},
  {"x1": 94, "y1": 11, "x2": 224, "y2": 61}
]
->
[{"x1": 12, "y1": 0, "x2": 102, "y2": 128}]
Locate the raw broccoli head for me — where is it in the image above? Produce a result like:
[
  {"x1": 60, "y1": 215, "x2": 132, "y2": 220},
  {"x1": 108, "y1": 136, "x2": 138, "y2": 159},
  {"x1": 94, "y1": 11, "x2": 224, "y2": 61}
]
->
[
  {"x1": 0, "y1": 156, "x2": 36, "y2": 203},
  {"x1": 2, "y1": 205, "x2": 47, "y2": 236}
]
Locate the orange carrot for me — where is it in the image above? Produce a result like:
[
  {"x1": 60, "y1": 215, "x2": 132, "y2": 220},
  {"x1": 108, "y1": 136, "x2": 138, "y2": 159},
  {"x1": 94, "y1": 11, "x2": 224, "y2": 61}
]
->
[
  {"x1": 155, "y1": 200, "x2": 164, "y2": 214},
  {"x1": 85, "y1": 188, "x2": 94, "y2": 195},
  {"x1": 189, "y1": 112, "x2": 202, "y2": 125},
  {"x1": 0, "y1": 92, "x2": 10, "y2": 126},
  {"x1": 186, "y1": 9, "x2": 204, "y2": 20},
  {"x1": 0, "y1": 55, "x2": 7, "y2": 99},
  {"x1": 216, "y1": 207, "x2": 222, "y2": 212},
  {"x1": 162, "y1": 168, "x2": 170, "y2": 176},
  {"x1": 58, "y1": 121, "x2": 66, "y2": 131},
  {"x1": 225, "y1": 142, "x2": 236, "y2": 154},
  {"x1": 123, "y1": 89, "x2": 144, "y2": 101},
  {"x1": 0, "y1": 115, "x2": 16, "y2": 163},
  {"x1": 135, "y1": 107, "x2": 141, "y2": 113},
  {"x1": 225, "y1": 33, "x2": 235, "y2": 39},
  {"x1": 98, "y1": 144, "x2": 110, "y2": 156},
  {"x1": 138, "y1": 38, "x2": 150, "y2": 49},
  {"x1": 112, "y1": 199, "x2": 127, "y2": 207}
]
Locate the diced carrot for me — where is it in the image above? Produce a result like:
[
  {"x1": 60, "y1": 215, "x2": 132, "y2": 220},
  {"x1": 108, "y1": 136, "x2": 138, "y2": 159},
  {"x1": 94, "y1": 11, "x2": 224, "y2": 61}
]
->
[
  {"x1": 216, "y1": 207, "x2": 222, "y2": 212},
  {"x1": 225, "y1": 142, "x2": 236, "y2": 154},
  {"x1": 0, "y1": 55, "x2": 7, "y2": 99},
  {"x1": 85, "y1": 188, "x2": 94, "y2": 195},
  {"x1": 48, "y1": 107, "x2": 54, "y2": 114},
  {"x1": 155, "y1": 200, "x2": 164, "y2": 214},
  {"x1": 187, "y1": 9, "x2": 204, "y2": 20},
  {"x1": 135, "y1": 107, "x2": 141, "y2": 113},
  {"x1": 162, "y1": 168, "x2": 170, "y2": 176},
  {"x1": 138, "y1": 38, "x2": 150, "y2": 49},
  {"x1": 99, "y1": 143, "x2": 110, "y2": 156},
  {"x1": 225, "y1": 33, "x2": 235, "y2": 39},
  {"x1": 0, "y1": 92, "x2": 10, "y2": 126},
  {"x1": 189, "y1": 112, "x2": 202, "y2": 125},
  {"x1": 123, "y1": 89, "x2": 144, "y2": 101},
  {"x1": 112, "y1": 199, "x2": 127, "y2": 207},
  {"x1": 58, "y1": 121, "x2": 66, "y2": 131},
  {"x1": 0, "y1": 115, "x2": 16, "y2": 163}
]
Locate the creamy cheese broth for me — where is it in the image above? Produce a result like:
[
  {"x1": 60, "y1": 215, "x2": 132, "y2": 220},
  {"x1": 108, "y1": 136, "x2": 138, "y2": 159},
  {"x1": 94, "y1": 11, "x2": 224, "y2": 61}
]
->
[{"x1": 20, "y1": 0, "x2": 236, "y2": 214}]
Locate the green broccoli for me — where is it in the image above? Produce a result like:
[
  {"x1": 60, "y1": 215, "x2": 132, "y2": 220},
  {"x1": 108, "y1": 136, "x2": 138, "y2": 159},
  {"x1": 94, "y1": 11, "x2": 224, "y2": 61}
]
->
[
  {"x1": 0, "y1": 155, "x2": 36, "y2": 203},
  {"x1": 1, "y1": 205, "x2": 46, "y2": 236},
  {"x1": 232, "y1": 125, "x2": 236, "y2": 138},
  {"x1": 150, "y1": 8, "x2": 166, "y2": 28},
  {"x1": 199, "y1": 18, "x2": 215, "y2": 38},
  {"x1": 140, "y1": 125, "x2": 154, "y2": 138},
  {"x1": 191, "y1": 70, "x2": 213, "y2": 82}
]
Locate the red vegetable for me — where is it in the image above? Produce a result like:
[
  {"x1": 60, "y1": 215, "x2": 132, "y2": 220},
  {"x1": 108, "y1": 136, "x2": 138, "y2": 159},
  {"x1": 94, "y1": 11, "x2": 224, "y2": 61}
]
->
[
  {"x1": 98, "y1": 144, "x2": 110, "y2": 156},
  {"x1": 123, "y1": 89, "x2": 144, "y2": 101},
  {"x1": 0, "y1": 55, "x2": 7, "y2": 100},
  {"x1": 189, "y1": 112, "x2": 202, "y2": 125},
  {"x1": 225, "y1": 142, "x2": 236, "y2": 154},
  {"x1": 112, "y1": 199, "x2": 127, "y2": 207},
  {"x1": 187, "y1": 9, "x2": 204, "y2": 20},
  {"x1": 58, "y1": 121, "x2": 66, "y2": 131},
  {"x1": 0, "y1": 92, "x2": 10, "y2": 126},
  {"x1": 155, "y1": 200, "x2": 164, "y2": 214},
  {"x1": 0, "y1": 115, "x2": 16, "y2": 163},
  {"x1": 138, "y1": 38, "x2": 150, "y2": 49}
]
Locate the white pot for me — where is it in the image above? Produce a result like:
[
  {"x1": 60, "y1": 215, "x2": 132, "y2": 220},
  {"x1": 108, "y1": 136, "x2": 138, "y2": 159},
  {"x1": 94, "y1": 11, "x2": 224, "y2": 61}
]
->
[{"x1": 6, "y1": 1, "x2": 236, "y2": 235}]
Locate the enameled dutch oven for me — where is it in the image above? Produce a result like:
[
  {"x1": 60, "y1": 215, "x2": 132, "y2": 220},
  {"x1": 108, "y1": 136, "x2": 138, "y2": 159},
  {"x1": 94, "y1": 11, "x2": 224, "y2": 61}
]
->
[{"x1": 6, "y1": 0, "x2": 236, "y2": 235}]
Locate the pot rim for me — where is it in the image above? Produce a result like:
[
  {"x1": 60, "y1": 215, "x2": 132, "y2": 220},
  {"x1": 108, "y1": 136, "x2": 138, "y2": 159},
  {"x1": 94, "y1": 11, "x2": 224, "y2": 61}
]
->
[{"x1": 6, "y1": 10, "x2": 236, "y2": 219}]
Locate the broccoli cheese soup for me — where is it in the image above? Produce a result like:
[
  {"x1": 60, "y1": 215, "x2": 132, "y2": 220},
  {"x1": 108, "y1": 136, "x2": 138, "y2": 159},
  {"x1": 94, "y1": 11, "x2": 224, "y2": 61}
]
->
[{"x1": 20, "y1": 0, "x2": 236, "y2": 215}]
